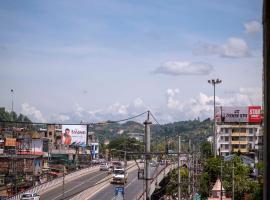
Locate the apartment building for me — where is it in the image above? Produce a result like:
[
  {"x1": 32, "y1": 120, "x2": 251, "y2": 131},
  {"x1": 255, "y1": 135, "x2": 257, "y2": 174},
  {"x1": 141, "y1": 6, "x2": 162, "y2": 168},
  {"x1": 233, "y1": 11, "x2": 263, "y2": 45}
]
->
[{"x1": 216, "y1": 106, "x2": 263, "y2": 162}]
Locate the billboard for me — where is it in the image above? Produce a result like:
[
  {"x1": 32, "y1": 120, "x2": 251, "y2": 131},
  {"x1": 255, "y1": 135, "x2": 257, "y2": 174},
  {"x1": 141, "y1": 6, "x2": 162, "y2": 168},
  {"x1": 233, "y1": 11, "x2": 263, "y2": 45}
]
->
[
  {"x1": 248, "y1": 106, "x2": 262, "y2": 123},
  {"x1": 62, "y1": 125, "x2": 87, "y2": 146},
  {"x1": 5, "y1": 138, "x2": 16, "y2": 146},
  {"x1": 32, "y1": 139, "x2": 43, "y2": 155},
  {"x1": 215, "y1": 106, "x2": 262, "y2": 123}
]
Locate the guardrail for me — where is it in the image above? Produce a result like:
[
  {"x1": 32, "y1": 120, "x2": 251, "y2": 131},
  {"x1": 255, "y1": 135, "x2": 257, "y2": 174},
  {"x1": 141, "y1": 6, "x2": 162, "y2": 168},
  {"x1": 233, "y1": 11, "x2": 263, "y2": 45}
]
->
[
  {"x1": 137, "y1": 163, "x2": 177, "y2": 200},
  {"x1": 69, "y1": 161, "x2": 137, "y2": 200},
  {"x1": 7, "y1": 165, "x2": 99, "y2": 200}
]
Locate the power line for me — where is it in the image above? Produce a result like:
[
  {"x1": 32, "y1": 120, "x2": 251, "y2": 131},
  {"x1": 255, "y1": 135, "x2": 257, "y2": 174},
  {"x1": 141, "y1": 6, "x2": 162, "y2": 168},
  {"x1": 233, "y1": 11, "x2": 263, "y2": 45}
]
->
[{"x1": 0, "y1": 111, "x2": 149, "y2": 126}]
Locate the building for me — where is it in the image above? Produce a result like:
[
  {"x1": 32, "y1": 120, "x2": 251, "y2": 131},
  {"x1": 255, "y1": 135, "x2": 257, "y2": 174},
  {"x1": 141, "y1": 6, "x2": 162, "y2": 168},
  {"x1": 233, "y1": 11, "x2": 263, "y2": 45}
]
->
[
  {"x1": 216, "y1": 106, "x2": 263, "y2": 162},
  {"x1": 127, "y1": 132, "x2": 144, "y2": 142}
]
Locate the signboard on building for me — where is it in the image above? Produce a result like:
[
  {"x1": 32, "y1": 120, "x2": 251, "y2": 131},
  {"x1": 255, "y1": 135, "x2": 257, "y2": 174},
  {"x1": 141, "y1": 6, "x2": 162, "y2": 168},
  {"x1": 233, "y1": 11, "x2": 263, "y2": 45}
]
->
[
  {"x1": 32, "y1": 139, "x2": 43, "y2": 155},
  {"x1": 5, "y1": 138, "x2": 16, "y2": 146},
  {"x1": 62, "y1": 125, "x2": 87, "y2": 146},
  {"x1": 215, "y1": 106, "x2": 262, "y2": 123},
  {"x1": 248, "y1": 106, "x2": 262, "y2": 123}
]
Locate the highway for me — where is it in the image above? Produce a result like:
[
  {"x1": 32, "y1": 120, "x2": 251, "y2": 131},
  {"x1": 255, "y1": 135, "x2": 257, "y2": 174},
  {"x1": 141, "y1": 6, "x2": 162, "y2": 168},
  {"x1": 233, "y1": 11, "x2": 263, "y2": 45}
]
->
[
  {"x1": 89, "y1": 165, "x2": 162, "y2": 200},
  {"x1": 41, "y1": 168, "x2": 108, "y2": 200}
]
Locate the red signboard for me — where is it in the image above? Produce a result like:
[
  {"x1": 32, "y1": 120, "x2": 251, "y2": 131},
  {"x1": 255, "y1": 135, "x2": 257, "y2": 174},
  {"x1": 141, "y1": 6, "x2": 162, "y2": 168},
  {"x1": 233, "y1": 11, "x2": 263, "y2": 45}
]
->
[{"x1": 248, "y1": 106, "x2": 262, "y2": 123}]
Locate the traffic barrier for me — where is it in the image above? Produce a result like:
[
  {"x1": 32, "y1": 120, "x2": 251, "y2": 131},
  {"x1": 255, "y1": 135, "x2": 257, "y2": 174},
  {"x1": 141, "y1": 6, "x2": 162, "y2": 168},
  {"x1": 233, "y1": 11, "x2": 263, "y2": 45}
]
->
[{"x1": 7, "y1": 165, "x2": 99, "y2": 200}]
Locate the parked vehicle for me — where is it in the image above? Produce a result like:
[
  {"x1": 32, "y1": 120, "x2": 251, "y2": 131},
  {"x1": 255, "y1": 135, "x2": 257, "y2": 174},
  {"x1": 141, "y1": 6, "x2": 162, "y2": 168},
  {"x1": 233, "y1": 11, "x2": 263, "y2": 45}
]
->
[{"x1": 20, "y1": 193, "x2": 40, "y2": 200}]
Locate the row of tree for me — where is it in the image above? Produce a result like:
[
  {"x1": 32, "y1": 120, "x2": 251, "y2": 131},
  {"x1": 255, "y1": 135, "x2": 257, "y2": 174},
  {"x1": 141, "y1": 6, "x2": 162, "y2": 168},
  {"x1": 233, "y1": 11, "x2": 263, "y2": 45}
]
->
[
  {"x1": 0, "y1": 108, "x2": 31, "y2": 122},
  {"x1": 153, "y1": 141, "x2": 263, "y2": 200}
]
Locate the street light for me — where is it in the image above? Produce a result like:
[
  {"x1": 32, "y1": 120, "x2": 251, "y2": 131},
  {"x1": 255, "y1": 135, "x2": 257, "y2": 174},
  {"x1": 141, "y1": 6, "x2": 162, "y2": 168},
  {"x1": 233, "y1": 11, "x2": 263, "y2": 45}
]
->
[
  {"x1": 11, "y1": 89, "x2": 14, "y2": 120},
  {"x1": 208, "y1": 79, "x2": 222, "y2": 158}
]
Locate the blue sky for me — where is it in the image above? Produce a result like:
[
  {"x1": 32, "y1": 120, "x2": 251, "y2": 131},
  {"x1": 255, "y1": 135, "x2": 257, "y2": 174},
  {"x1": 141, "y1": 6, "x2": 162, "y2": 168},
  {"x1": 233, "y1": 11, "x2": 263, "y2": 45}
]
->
[{"x1": 0, "y1": 0, "x2": 263, "y2": 123}]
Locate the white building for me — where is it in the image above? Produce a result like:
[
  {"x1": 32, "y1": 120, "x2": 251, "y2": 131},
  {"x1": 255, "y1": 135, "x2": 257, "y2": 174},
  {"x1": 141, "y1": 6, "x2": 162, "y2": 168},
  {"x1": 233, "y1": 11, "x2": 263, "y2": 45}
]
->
[{"x1": 215, "y1": 106, "x2": 263, "y2": 162}]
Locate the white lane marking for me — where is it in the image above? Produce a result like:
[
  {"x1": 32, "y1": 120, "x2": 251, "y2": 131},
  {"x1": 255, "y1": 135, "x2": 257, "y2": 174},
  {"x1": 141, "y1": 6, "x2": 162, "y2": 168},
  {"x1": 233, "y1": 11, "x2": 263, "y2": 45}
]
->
[{"x1": 50, "y1": 171, "x2": 107, "y2": 200}]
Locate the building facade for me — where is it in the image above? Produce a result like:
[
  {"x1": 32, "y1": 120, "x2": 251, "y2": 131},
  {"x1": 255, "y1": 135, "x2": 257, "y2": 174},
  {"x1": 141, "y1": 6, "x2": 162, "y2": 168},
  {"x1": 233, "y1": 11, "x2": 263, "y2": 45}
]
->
[{"x1": 216, "y1": 106, "x2": 263, "y2": 162}]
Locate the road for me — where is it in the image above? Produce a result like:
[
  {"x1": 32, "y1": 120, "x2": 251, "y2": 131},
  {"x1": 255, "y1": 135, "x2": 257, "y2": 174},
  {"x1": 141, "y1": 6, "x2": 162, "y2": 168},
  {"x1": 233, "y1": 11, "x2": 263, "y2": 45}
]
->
[
  {"x1": 41, "y1": 168, "x2": 108, "y2": 200},
  {"x1": 89, "y1": 165, "x2": 162, "y2": 200}
]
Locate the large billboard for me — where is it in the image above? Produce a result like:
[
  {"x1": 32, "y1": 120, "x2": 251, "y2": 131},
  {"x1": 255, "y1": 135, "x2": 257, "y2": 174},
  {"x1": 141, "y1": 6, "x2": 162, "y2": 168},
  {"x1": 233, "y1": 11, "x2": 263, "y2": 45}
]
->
[
  {"x1": 62, "y1": 125, "x2": 87, "y2": 146},
  {"x1": 215, "y1": 106, "x2": 262, "y2": 123}
]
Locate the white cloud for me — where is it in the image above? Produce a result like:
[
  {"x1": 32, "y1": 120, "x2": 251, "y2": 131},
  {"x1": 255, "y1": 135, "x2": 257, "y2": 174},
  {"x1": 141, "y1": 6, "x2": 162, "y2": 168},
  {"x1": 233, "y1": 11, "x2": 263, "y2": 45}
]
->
[
  {"x1": 162, "y1": 87, "x2": 262, "y2": 122},
  {"x1": 244, "y1": 20, "x2": 261, "y2": 34},
  {"x1": 51, "y1": 114, "x2": 70, "y2": 122},
  {"x1": 21, "y1": 103, "x2": 46, "y2": 122},
  {"x1": 154, "y1": 61, "x2": 213, "y2": 76},
  {"x1": 193, "y1": 37, "x2": 251, "y2": 58},
  {"x1": 133, "y1": 98, "x2": 144, "y2": 107},
  {"x1": 44, "y1": 87, "x2": 262, "y2": 124}
]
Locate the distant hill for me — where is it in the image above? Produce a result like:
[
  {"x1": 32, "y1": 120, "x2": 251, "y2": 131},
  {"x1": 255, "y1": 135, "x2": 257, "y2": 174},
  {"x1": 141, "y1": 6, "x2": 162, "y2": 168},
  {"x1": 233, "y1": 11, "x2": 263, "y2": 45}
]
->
[{"x1": 91, "y1": 119, "x2": 213, "y2": 143}]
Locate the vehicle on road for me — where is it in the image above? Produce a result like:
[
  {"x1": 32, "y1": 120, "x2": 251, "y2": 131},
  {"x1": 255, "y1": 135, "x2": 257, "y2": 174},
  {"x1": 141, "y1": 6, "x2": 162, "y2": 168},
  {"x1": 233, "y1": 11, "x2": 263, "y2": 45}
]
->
[
  {"x1": 111, "y1": 167, "x2": 128, "y2": 184},
  {"x1": 20, "y1": 193, "x2": 40, "y2": 200},
  {"x1": 99, "y1": 163, "x2": 110, "y2": 171},
  {"x1": 150, "y1": 160, "x2": 158, "y2": 167}
]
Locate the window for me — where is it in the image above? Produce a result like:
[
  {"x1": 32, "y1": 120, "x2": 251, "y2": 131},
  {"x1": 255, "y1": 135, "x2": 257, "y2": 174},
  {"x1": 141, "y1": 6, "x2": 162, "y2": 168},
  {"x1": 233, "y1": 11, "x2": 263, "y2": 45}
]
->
[
  {"x1": 225, "y1": 129, "x2": 229, "y2": 134},
  {"x1": 249, "y1": 137, "x2": 253, "y2": 142},
  {"x1": 225, "y1": 144, "x2": 229, "y2": 149},
  {"x1": 225, "y1": 137, "x2": 229, "y2": 142}
]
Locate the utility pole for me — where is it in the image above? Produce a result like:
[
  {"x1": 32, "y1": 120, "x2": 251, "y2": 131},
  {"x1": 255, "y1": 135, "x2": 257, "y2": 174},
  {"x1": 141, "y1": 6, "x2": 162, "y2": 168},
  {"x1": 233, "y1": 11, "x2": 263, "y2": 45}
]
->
[
  {"x1": 188, "y1": 139, "x2": 191, "y2": 199},
  {"x1": 178, "y1": 134, "x2": 181, "y2": 200},
  {"x1": 220, "y1": 158, "x2": 223, "y2": 200},
  {"x1": 62, "y1": 165, "x2": 65, "y2": 199},
  {"x1": 11, "y1": 89, "x2": 14, "y2": 120},
  {"x1": 144, "y1": 111, "x2": 152, "y2": 200},
  {"x1": 208, "y1": 79, "x2": 222, "y2": 158},
  {"x1": 232, "y1": 163, "x2": 235, "y2": 200}
]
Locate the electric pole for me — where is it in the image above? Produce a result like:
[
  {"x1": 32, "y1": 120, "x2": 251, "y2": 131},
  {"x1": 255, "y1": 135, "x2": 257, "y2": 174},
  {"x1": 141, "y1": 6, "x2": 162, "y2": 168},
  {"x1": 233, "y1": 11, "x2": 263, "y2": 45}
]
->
[
  {"x1": 188, "y1": 139, "x2": 191, "y2": 199},
  {"x1": 144, "y1": 111, "x2": 152, "y2": 200},
  {"x1": 178, "y1": 134, "x2": 181, "y2": 200}
]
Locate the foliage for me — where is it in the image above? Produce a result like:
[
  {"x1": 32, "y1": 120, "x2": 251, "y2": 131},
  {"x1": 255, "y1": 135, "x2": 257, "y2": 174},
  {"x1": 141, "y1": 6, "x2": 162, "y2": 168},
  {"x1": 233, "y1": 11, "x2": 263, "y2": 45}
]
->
[
  {"x1": 200, "y1": 141, "x2": 213, "y2": 159},
  {"x1": 0, "y1": 108, "x2": 31, "y2": 122},
  {"x1": 107, "y1": 136, "x2": 144, "y2": 160},
  {"x1": 198, "y1": 155, "x2": 262, "y2": 200}
]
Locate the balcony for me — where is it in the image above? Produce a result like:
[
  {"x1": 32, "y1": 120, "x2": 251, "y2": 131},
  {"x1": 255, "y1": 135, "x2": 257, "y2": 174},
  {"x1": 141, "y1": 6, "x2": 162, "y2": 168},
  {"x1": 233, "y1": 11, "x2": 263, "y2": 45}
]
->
[
  {"x1": 231, "y1": 140, "x2": 248, "y2": 145},
  {"x1": 218, "y1": 140, "x2": 229, "y2": 144},
  {"x1": 233, "y1": 148, "x2": 248, "y2": 153},
  {"x1": 231, "y1": 132, "x2": 247, "y2": 137}
]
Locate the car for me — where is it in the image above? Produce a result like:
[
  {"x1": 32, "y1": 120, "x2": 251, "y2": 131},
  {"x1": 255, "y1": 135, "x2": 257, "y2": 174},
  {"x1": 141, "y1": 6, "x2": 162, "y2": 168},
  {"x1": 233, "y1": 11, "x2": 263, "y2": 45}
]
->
[
  {"x1": 111, "y1": 168, "x2": 128, "y2": 184},
  {"x1": 99, "y1": 163, "x2": 110, "y2": 171},
  {"x1": 150, "y1": 160, "x2": 158, "y2": 167},
  {"x1": 20, "y1": 193, "x2": 40, "y2": 200}
]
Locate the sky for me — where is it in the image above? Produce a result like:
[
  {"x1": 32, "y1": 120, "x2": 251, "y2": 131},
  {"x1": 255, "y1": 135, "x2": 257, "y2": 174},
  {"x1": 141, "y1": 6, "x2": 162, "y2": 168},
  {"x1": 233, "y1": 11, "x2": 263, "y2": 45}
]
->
[{"x1": 0, "y1": 0, "x2": 263, "y2": 124}]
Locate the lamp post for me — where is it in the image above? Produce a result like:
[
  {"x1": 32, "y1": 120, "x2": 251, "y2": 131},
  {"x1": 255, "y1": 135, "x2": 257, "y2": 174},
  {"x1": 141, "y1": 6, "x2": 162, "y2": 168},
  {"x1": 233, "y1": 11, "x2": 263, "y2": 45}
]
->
[
  {"x1": 11, "y1": 89, "x2": 14, "y2": 120},
  {"x1": 208, "y1": 79, "x2": 222, "y2": 158}
]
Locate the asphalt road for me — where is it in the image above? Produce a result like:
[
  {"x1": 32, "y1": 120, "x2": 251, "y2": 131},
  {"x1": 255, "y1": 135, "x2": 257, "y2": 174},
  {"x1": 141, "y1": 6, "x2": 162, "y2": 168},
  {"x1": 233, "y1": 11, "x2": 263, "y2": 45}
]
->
[
  {"x1": 89, "y1": 165, "x2": 162, "y2": 200},
  {"x1": 41, "y1": 168, "x2": 108, "y2": 200}
]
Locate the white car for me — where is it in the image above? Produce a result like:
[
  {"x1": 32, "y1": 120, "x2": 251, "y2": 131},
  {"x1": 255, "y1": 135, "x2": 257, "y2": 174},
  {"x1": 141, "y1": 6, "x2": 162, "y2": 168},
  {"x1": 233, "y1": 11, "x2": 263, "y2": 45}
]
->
[
  {"x1": 99, "y1": 163, "x2": 110, "y2": 171},
  {"x1": 20, "y1": 193, "x2": 40, "y2": 200}
]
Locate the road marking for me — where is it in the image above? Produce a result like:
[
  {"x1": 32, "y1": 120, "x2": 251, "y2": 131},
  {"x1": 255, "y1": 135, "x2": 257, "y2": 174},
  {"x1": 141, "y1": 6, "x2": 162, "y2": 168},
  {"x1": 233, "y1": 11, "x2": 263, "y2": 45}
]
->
[{"x1": 50, "y1": 171, "x2": 107, "y2": 200}]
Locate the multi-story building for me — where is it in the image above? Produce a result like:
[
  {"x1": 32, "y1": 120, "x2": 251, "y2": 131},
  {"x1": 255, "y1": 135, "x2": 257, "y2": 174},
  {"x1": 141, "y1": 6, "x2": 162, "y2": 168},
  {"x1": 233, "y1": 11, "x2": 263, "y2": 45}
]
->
[{"x1": 216, "y1": 106, "x2": 263, "y2": 162}]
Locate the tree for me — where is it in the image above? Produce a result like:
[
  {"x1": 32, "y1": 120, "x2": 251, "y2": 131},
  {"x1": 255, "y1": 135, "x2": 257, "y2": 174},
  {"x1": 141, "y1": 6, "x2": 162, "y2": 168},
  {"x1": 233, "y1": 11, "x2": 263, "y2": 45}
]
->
[{"x1": 200, "y1": 141, "x2": 212, "y2": 159}]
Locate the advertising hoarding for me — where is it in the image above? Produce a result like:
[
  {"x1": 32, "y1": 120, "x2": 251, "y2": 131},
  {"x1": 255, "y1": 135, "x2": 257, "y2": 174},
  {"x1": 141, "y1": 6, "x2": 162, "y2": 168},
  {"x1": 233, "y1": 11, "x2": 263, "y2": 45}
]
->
[
  {"x1": 5, "y1": 138, "x2": 16, "y2": 146},
  {"x1": 248, "y1": 106, "x2": 262, "y2": 123},
  {"x1": 32, "y1": 139, "x2": 43, "y2": 155},
  {"x1": 215, "y1": 106, "x2": 262, "y2": 123},
  {"x1": 221, "y1": 107, "x2": 248, "y2": 122},
  {"x1": 62, "y1": 125, "x2": 87, "y2": 146}
]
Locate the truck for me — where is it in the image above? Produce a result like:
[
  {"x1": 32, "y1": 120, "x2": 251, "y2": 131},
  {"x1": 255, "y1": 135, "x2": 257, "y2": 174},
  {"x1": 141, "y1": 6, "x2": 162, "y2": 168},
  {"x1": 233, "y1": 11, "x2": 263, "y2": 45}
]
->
[{"x1": 111, "y1": 166, "x2": 128, "y2": 184}]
